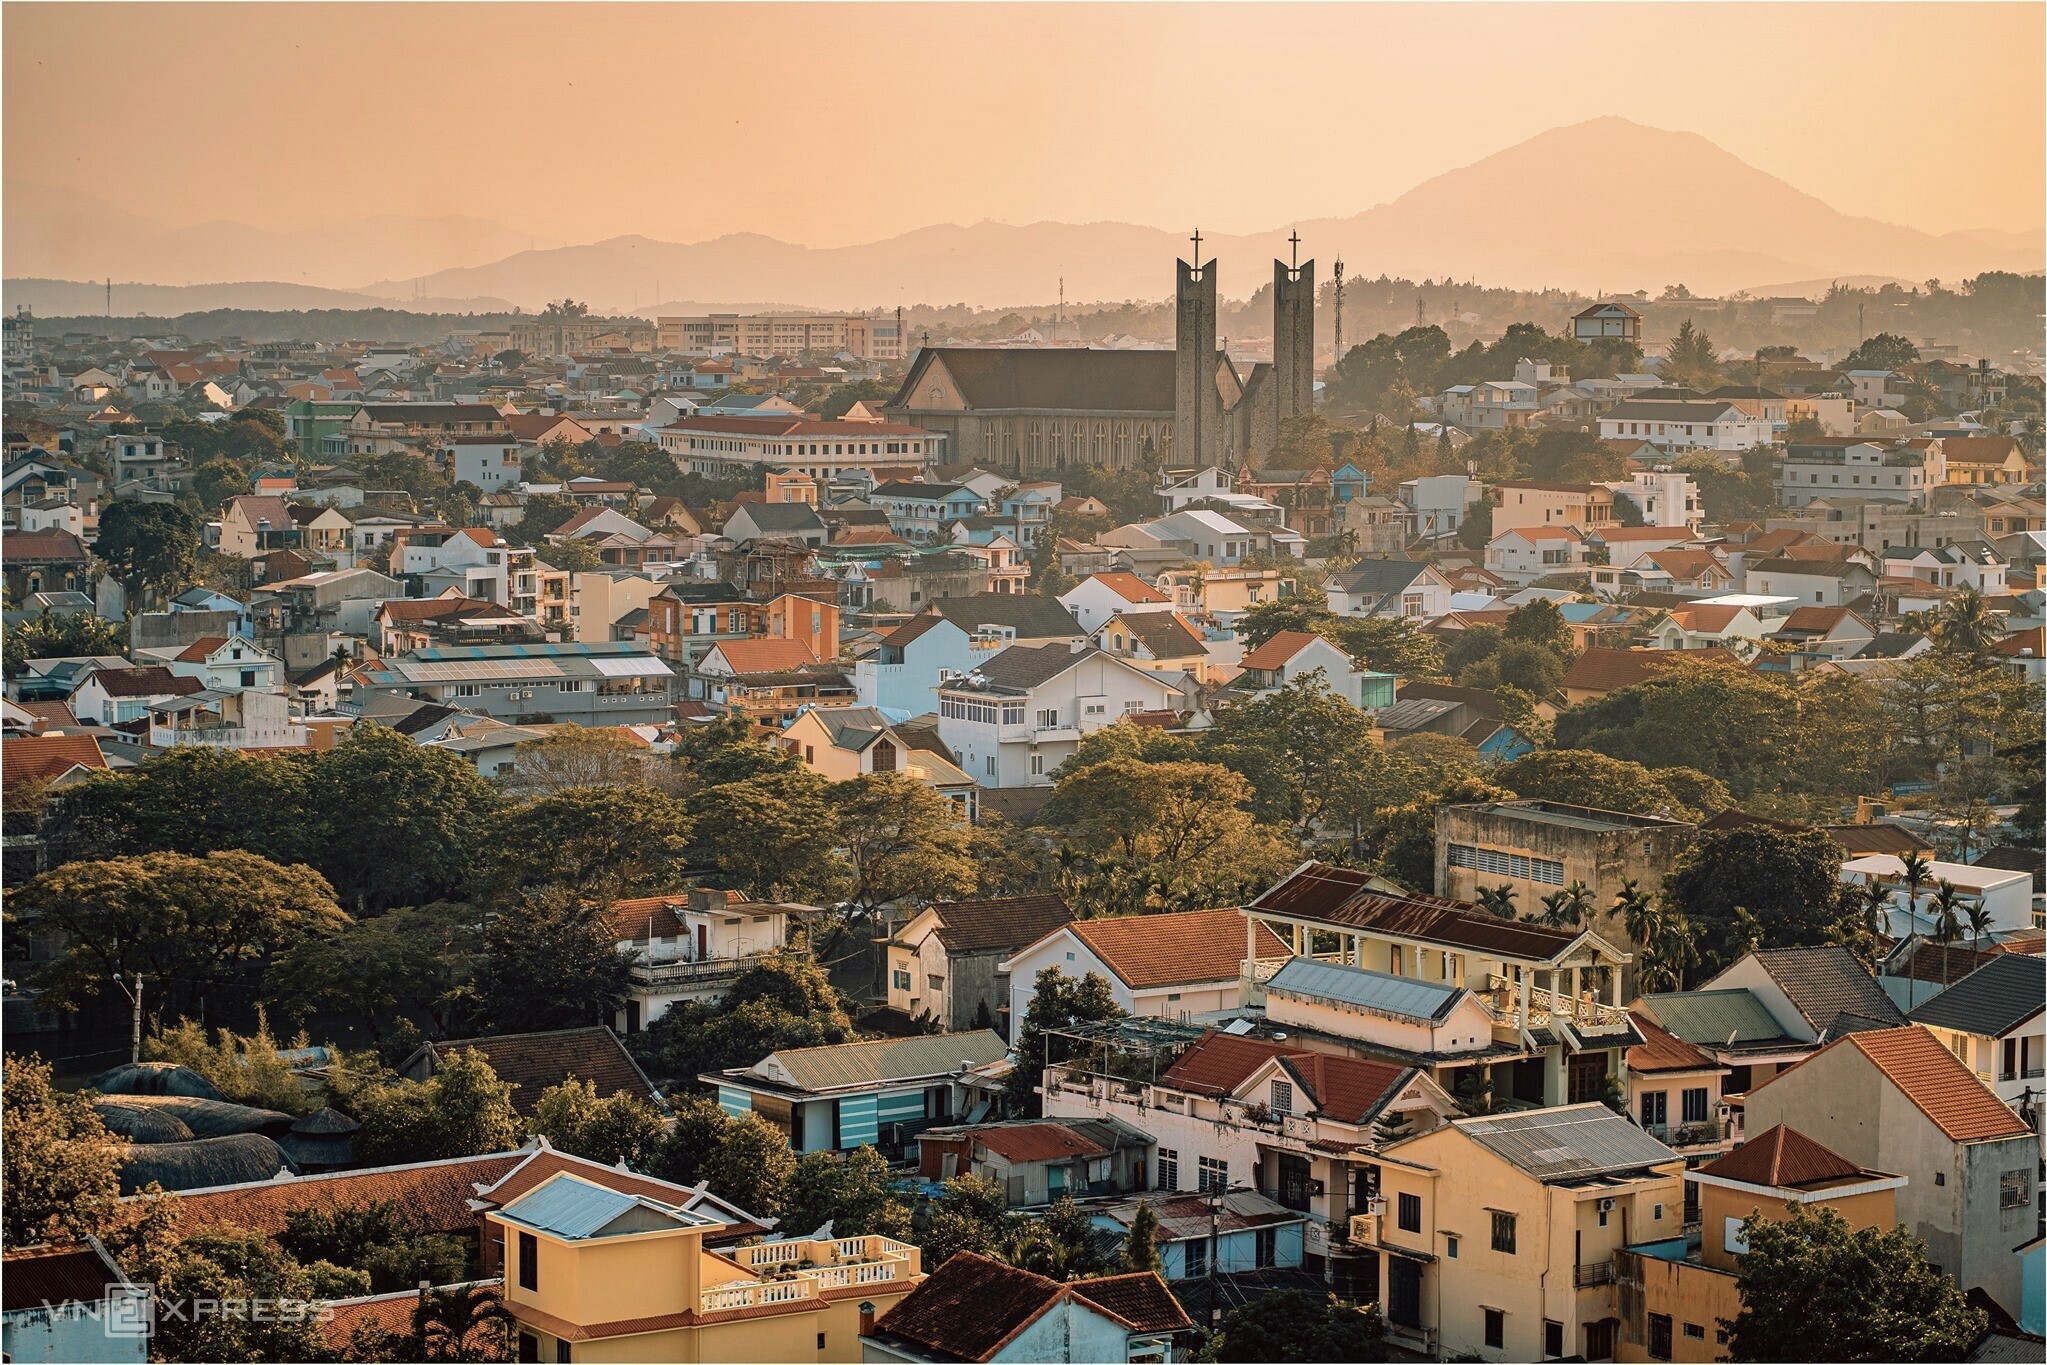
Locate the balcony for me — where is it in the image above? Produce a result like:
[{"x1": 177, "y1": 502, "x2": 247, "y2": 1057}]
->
[
  {"x1": 1485, "y1": 975, "x2": 1633, "y2": 1039},
  {"x1": 1347, "y1": 1211, "x2": 1382, "y2": 1245},
  {"x1": 996, "y1": 723, "x2": 1081, "y2": 745},
  {"x1": 1642, "y1": 1117, "x2": 1730, "y2": 1149},
  {"x1": 706, "y1": 1234, "x2": 921, "y2": 1310},
  {"x1": 1574, "y1": 1260, "x2": 1616, "y2": 1288},
  {"x1": 630, "y1": 951, "x2": 770, "y2": 989}
]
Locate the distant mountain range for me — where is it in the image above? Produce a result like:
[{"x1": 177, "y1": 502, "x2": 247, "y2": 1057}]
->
[{"x1": 7, "y1": 119, "x2": 2040, "y2": 317}]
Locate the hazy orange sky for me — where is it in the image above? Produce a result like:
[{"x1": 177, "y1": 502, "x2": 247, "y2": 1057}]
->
[{"x1": 6, "y1": 3, "x2": 2042, "y2": 247}]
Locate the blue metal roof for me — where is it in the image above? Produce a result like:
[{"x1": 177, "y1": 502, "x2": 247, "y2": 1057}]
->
[
  {"x1": 1264, "y1": 957, "x2": 1465, "y2": 1023},
  {"x1": 498, "y1": 1174, "x2": 704, "y2": 1240}
]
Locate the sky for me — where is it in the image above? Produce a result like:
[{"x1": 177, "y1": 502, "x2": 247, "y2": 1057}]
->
[{"x1": 5, "y1": 2, "x2": 2042, "y2": 248}]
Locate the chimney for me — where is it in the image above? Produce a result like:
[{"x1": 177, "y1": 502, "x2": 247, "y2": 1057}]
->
[{"x1": 858, "y1": 1302, "x2": 877, "y2": 1337}]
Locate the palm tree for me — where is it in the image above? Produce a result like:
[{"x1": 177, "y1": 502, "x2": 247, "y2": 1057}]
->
[
  {"x1": 1898, "y1": 849, "x2": 1931, "y2": 934},
  {"x1": 413, "y1": 1284, "x2": 508, "y2": 1363},
  {"x1": 1562, "y1": 880, "x2": 1595, "y2": 924},
  {"x1": 1535, "y1": 890, "x2": 1577, "y2": 930},
  {"x1": 1855, "y1": 879, "x2": 1891, "y2": 941},
  {"x1": 1932, "y1": 587, "x2": 2005, "y2": 660},
  {"x1": 1731, "y1": 906, "x2": 1763, "y2": 958},
  {"x1": 1475, "y1": 884, "x2": 1518, "y2": 919},
  {"x1": 1614, "y1": 878, "x2": 1660, "y2": 951},
  {"x1": 1964, "y1": 901, "x2": 1995, "y2": 956},
  {"x1": 1929, "y1": 880, "x2": 1965, "y2": 986}
]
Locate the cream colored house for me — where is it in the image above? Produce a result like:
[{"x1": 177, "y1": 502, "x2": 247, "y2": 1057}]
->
[{"x1": 1369, "y1": 1105, "x2": 1685, "y2": 1361}]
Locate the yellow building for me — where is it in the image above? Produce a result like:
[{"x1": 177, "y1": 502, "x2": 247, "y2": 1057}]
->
[
  {"x1": 1613, "y1": 1124, "x2": 1904, "y2": 1363},
  {"x1": 1490, "y1": 480, "x2": 1619, "y2": 536},
  {"x1": 1364, "y1": 1104, "x2": 1686, "y2": 1361},
  {"x1": 1091, "y1": 609, "x2": 1211, "y2": 683},
  {"x1": 490, "y1": 1171, "x2": 923, "y2": 1363}
]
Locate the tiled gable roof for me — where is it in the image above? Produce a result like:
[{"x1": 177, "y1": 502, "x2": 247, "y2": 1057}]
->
[
  {"x1": 166, "y1": 1151, "x2": 528, "y2": 1238},
  {"x1": 968, "y1": 1122, "x2": 1109, "y2": 1164},
  {"x1": 1562, "y1": 646, "x2": 1738, "y2": 695},
  {"x1": 86, "y1": 666, "x2": 204, "y2": 699},
  {"x1": 1908, "y1": 955, "x2": 2046, "y2": 1039},
  {"x1": 1846, "y1": 1027, "x2": 2032, "y2": 1142},
  {"x1": 929, "y1": 895, "x2": 1074, "y2": 955},
  {"x1": 1751, "y1": 946, "x2": 1906, "y2": 1034},
  {"x1": 1238, "y1": 629, "x2": 1329, "y2": 671},
  {"x1": 1, "y1": 732, "x2": 106, "y2": 792},
  {"x1": 903, "y1": 348, "x2": 1177, "y2": 415},
  {"x1": 1161, "y1": 1033, "x2": 1307, "y2": 1096},
  {"x1": 605, "y1": 894, "x2": 685, "y2": 943},
  {"x1": 1067, "y1": 909, "x2": 1289, "y2": 989},
  {"x1": 1627, "y1": 1011, "x2": 1724, "y2": 1074},
  {"x1": 1083, "y1": 572, "x2": 1170, "y2": 604},
  {"x1": 1278, "y1": 1051, "x2": 1412, "y2": 1125},
  {"x1": 708, "y1": 637, "x2": 820, "y2": 674}
]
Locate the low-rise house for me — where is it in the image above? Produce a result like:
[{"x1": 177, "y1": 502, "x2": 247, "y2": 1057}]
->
[
  {"x1": 1768, "y1": 605, "x2": 1876, "y2": 659},
  {"x1": 1881, "y1": 540, "x2": 2008, "y2": 595},
  {"x1": 1613, "y1": 1126, "x2": 1908, "y2": 1364},
  {"x1": 871, "y1": 481, "x2": 987, "y2": 543},
  {"x1": 916, "y1": 1117, "x2": 1153, "y2": 1204},
  {"x1": 1233, "y1": 629, "x2": 1395, "y2": 710},
  {"x1": 936, "y1": 643, "x2": 1183, "y2": 788},
  {"x1": 723, "y1": 500, "x2": 830, "y2": 548},
  {"x1": 1373, "y1": 683, "x2": 1533, "y2": 762},
  {"x1": 374, "y1": 592, "x2": 541, "y2": 654},
  {"x1": 1325, "y1": 558, "x2": 1455, "y2": 620},
  {"x1": 1586, "y1": 525, "x2": 1698, "y2": 569},
  {"x1": 1094, "y1": 1190, "x2": 1309, "y2": 1280},
  {"x1": 1, "y1": 1239, "x2": 149, "y2": 1365},
  {"x1": 705, "y1": 1032, "x2": 1009, "y2": 1157},
  {"x1": 147, "y1": 687, "x2": 308, "y2": 751},
  {"x1": 349, "y1": 642, "x2": 675, "y2": 726},
  {"x1": 69, "y1": 665, "x2": 203, "y2": 725},
  {"x1": 1840, "y1": 853, "x2": 2035, "y2": 942},
  {"x1": 1645, "y1": 603, "x2": 1771, "y2": 657},
  {"x1": 155, "y1": 634, "x2": 285, "y2": 692},
  {"x1": 1, "y1": 527, "x2": 89, "y2": 601},
  {"x1": 1000, "y1": 907, "x2": 1289, "y2": 1027},
  {"x1": 1490, "y1": 480, "x2": 1619, "y2": 535},
  {"x1": 1559, "y1": 646, "x2": 1740, "y2": 707},
  {"x1": 1596, "y1": 399, "x2": 1768, "y2": 453},
  {"x1": 1091, "y1": 609, "x2": 1212, "y2": 683},
  {"x1": 1743, "y1": 1025, "x2": 2036, "y2": 1316},
  {"x1": 1056, "y1": 571, "x2": 1177, "y2": 634},
  {"x1": 398, "y1": 1026, "x2": 661, "y2": 1120},
  {"x1": 884, "y1": 895, "x2": 1074, "y2": 1033},
  {"x1": 1641, "y1": 548, "x2": 1736, "y2": 597},
  {"x1": 1625, "y1": 1013, "x2": 1733, "y2": 1160},
  {"x1": 1907, "y1": 955, "x2": 2045, "y2": 1149},
  {"x1": 1369, "y1": 1105, "x2": 1686, "y2": 1359},
  {"x1": 859, "y1": 1252, "x2": 1188, "y2": 1365},
  {"x1": 1486, "y1": 525, "x2": 1589, "y2": 585},
  {"x1": 607, "y1": 889, "x2": 816, "y2": 1033},
  {"x1": 492, "y1": 1172, "x2": 921, "y2": 1364}
]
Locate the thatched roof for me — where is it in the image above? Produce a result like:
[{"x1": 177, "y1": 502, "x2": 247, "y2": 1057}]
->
[
  {"x1": 94, "y1": 1103, "x2": 196, "y2": 1143},
  {"x1": 289, "y1": 1106, "x2": 360, "y2": 1135},
  {"x1": 114, "y1": 1135, "x2": 295, "y2": 1194},
  {"x1": 94, "y1": 1095, "x2": 294, "y2": 1140},
  {"x1": 278, "y1": 1131, "x2": 355, "y2": 1170},
  {"x1": 88, "y1": 1062, "x2": 226, "y2": 1100}
]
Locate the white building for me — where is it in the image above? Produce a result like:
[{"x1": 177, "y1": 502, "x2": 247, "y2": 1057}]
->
[
  {"x1": 1776, "y1": 439, "x2": 1937, "y2": 508},
  {"x1": 999, "y1": 907, "x2": 1286, "y2": 1029},
  {"x1": 655, "y1": 415, "x2": 936, "y2": 479},
  {"x1": 1839, "y1": 854, "x2": 2036, "y2": 942},
  {"x1": 1608, "y1": 470, "x2": 1703, "y2": 528},
  {"x1": 936, "y1": 643, "x2": 1183, "y2": 788},
  {"x1": 1057, "y1": 572, "x2": 1179, "y2": 635},
  {"x1": 1484, "y1": 526, "x2": 1587, "y2": 585},
  {"x1": 1597, "y1": 399, "x2": 1770, "y2": 452}
]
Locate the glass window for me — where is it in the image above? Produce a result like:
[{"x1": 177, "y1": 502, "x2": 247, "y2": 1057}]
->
[
  {"x1": 1648, "y1": 1313, "x2": 1673, "y2": 1361},
  {"x1": 1270, "y1": 1080, "x2": 1293, "y2": 1116},
  {"x1": 1484, "y1": 1309, "x2": 1505, "y2": 1350},
  {"x1": 1198, "y1": 1156, "x2": 1228, "y2": 1193},
  {"x1": 1157, "y1": 1149, "x2": 1179, "y2": 1191},
  {"x1": 1397, "y1": 1192, "x2": 1422, "y2": 1233},
  {"x1": 1491, "y1": 1210, "x2": 1517, "y2": 1254}
]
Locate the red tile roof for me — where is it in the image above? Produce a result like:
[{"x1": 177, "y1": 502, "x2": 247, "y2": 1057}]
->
[
  {"x1": 1238, "y1": 629, "x2": 1328, "y2": 671},
  {"x1": 87, "y1": 666, "x2": 204, "y2": 699},
  {"x1": 1160, "y1": 1032, "x2": 1305, "y2": 1096},
  {"x1": 1627, "y1": 1011, "x2": 1723, "y2": 1074},
  {"x1": 1084, "y1": 572, "x2": 1170, "y2": 604},
  {"x1": 173, "y1": 636, "x2": 230, "y2": 662},
  {"x1": 1562, "y1": 646, "x2": 1738, "y2": 696},
  {"x1": 168, "y1": 1152, "x2": 528, "y2": 1238},
  {"x1": 1068, "y1": 1273, "x2": 1193, "y2": 1334},
  {"x1": 1066, "y1": 909, "x2": 1288, "y2": 990},
  {"x1": 1666, "y1": 605, "x2": 1745, "y2": 632},
  {"x1": 0, "y1": 528, "x2": 88, "y2": 562},
  {"x1": 415, "y1": 1028, "x2": 658, "y2": 1118},
  {"x1": 1755, "y1": 1026, "x2": 2032, "y2": 1144},
  {"x1": 11, "y1": 699, "x2": 79, "y2": 730},
  {"x1": 969, "y1": 1123, "x2": 1109, "y2": 1164},
  {"x1": 928, "y1": 895, "x2": 1073, "y2": 955},
  {"x1": 1279, "y1": 1051, "x2": 1411, "y2": 1124},
  {"x1": 1696, "y1": 1124, "x2": 1867, "y2": 1189},
  {"x1": 605, "y1": 894, "x2": 685, "y2": 943},
  {"x1": 869, "y1": 1253, "x2": 1187, "y2": 1361},
  {"x1": 709, "y1": 637, "x2": 820, "y2": 673},
  {"x1": 2, "y1": 732, "x2": 107, "y2": 792},
  {"x1": 1, "y1": 1242, "x2": 127, "y2": 1311}
]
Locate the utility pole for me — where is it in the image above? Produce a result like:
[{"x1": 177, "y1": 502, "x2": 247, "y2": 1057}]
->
[
  {"x1": 1057, "y1": 277, "x2": 1064, "y2": 343},
  {"x1": 1332, "y1": 257, "x2": 1346, "y2": 359},
  {"x1": 1858, "y1": 302, "x2": 1866, "y2": 343},
  {"x1": 112, "y1": 972, "x2": 143, "y2": 1065},
  {"x1": 105, "y1": 277, "x2": 111, "y2": 318}
]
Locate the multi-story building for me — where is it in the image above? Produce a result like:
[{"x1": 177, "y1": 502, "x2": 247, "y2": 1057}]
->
[
  {"x1": 657, "y1": 415, "x2": 938, "y2": 479},
  {"x1": 335, "y1": 403, "x2": 509, "y2": 457},
  {"x1": 349, "y1": 642, "x2": 676, "y2": 725},
  {"x1": 606, "y1": 889, "x2": 817, "y2": 1033},
  {"x1": 884, "y1": 895, "x2": 1075, "y2": 1034},
  {"x1": 704, "y1": 1032, "x2": 1009, "y2": 1158},
  {"x1": 1775, "y1": 438, "x2": 1937, "y2": 508},
  {"x1": 887, "y1": 347, "x2": 1178, "y2": 473},
  {"x1": 1572, "y1": 301, "x2": 1642, "y2": 343},
  {"x1": 1490, "y1": 480, "x2": 1619, "y2": 535},
  {"x1": 1907, "y1": 955, "x2": 2045, "y2": 1153},
  {"x1": 1369, "y1": 1105, "x2": 1686, "y2": 1360},
  {"x1": 656, "y1": 312, "x2": 900, "y2": 360},
  {"x1": 935, "y1": 643, "x2": 1184, "y2": 787},
  {"x1": 490, "y1": 1171, "x2": 922, "y2": 1364},
  {"x1": 1596, "y1": 400, "x2": 1770, "y2": 453}
]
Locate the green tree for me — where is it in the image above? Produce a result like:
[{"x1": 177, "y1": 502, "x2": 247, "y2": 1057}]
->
[
  {"x1": 780, "y1": 1146, "x2": 915, "y2": 1239},
  {"x1": 475, "y1": 885, "x2": 635, "y2": 1033},
  {"x1": 350, "y1": 1048, "x2": 522, "y2": 1165},
  {"x1": 1662, "y1": 319, "x2": 1722, "y2": 390},
  {"x1": 701, "y1": 1113, "x2": 798, "y2": 1218},
  {"x1": 685, "y1": 770, "x2": 847, "y2": 901},
  {"x1": 648, "y1": 1096, "x2": 733, "y2": 1187},
  {"x1": 672, "y1": 713, "x2": 802, "y2": 787},
  {"x1": 94, "y1": 500, "x2": 203, "y2": 603},
  {"x1": 2, "y1": 609, "x2": 122, "y2": 678},
  {"x1": 1, "y1": 1054, "x2": 128, "y2": 1248},
  {"x1": 1205, "y1": 673, "x2": 1387, "y2": 836},
  {"x1": 1267, "y1": 411, "x2": 1335, "y2": 470},
  {"x1": 819, "y1": 378, "x2": 897, "y2": 420},
  {"x1": 537, "y1": 536, "x2": 604, "y2": 572},
  {"x1": 486, "y1": 785, "x2": 692, "y2": 895},
  {"x1": 269, "y1": 900, "x2": 483, "y2": 1044},
  {"x1": 830, "y1": 774, "x2": 978, "y2": 918},
  {"x1": 1325, "y1": 616, "x2": 1443, "y2": 678},
  {"x1": 277, "y1": 1200, "x2": 470, "y2": 1295},
  {"x1": 530, "y1": 1077, "x2": 668, "y2": 1168},
  {"x1": 143, "y1": 1229, "x2": 332, "y2": 1364},
  {"x1": 1120, "y1": 1200, "x2": 1164, "y2": 1272},
  {"x1": 1232, "y1": 597, "x2": 1335, "y2": 652},
  {"x1": 1554, "y1": 659, "x2": 1804, "y2": 799},
  {"x1": 1496, "y1": 750, "x2": 1729, "y2": 821},
  {"x1": 143, "y1": 1016, "x2": 318, "y2": 1115},
  {"x1": 1661, "y1": 826, "x2": 1851, "y2": 973},
  {"x1": 317, "y1": 723, "x2": 500, "y2": 910},
  {"x1": 1929, "y1": 586, "x2": 2006, "y2": 662},
  {"x1": 413, "y1": 1282, "x2": 512, "y2": 1363},
  {"x1": 500, "y1": 723, "x2": 667, "y2": 795},
  {"x1": 1006, "y1": 967, "x2": 1124, "y2": 1116},
  {"x1": 1199, "y1": 1289, "x2": 1386, "y2": 1363},
  {"x1": 630, "y1": 950, "x2": 856, "y2": 1085},
  {"x1": 12, "y1": 849, "x2": 347, "y2": 1021},
  {"x1": 1843, "y1": 333, "x2": 1920, "y2": 372},
  {"x1": 191, "y1": 457, "x2": 253, "y2": 509},
  {"x1": 921, "y1": 1175, "x2": 1013, "y2": 1268},
  {"x1": 1725, "y1": 1204, "x2": 1982, "y2": 1362},
  {"x1": 1460, "y1": 638, "x2": 1568, "y2": 695}
]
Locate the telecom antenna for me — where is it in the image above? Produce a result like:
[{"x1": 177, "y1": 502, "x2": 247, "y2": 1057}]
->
[{"x1": 1332, "y1": 256, "x2": 1345, "y2": 358}]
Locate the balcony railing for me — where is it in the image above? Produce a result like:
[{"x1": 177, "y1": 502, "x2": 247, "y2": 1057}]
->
[
  {"x1": 1575, "y1": 1260, "x2": 1616, "y2": 1288},
  {"x1": 704, "y1": 1234, "x2": 919, "y2": 1309},
  {"x1": 1644, "y1": 1118, "x2": 1730, "y2": 1148},
  {"x1": 630, "y1": 951, "x2": 770, "y2": 987},
  {"x1": 1486, "y1": 975, "x2": 1632, "y2": 1036}
]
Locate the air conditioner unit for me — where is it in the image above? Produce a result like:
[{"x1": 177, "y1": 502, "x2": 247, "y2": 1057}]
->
[
  {"x1": 1598, "y1": 1197, "x2": 1616, "y2": 1213},
  {"x1": 1365, "y1": 1197, "x2": 1387, "y2": 1216}
]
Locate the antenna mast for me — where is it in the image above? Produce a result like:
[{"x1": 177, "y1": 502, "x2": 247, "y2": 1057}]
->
[{"x1": 1333, "y1": 257, "x2": 1346, "y2": 359}]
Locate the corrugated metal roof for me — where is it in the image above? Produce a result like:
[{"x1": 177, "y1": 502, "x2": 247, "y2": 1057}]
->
[
  {"x1": 762, "y1": 1031, "x2": 1008, "y2": 1093},
  {"x1": 499, "y1": 1174, "x2": 702, "y2": 1239},
  {"x1": 1458, "y1": 1104, "x2": 1680, "y2": 1180},
  {"x1": 1640, "y1": 989, "x2": 1795, "y2": 1047},
  {"x1": 1266, "y1": 957, "x2": 1464, "y2": 1023}
]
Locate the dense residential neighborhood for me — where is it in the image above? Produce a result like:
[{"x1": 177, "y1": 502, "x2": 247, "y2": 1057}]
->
[{"x1": 4, "y1": 166, "x2": 2047, "y2": 1365}]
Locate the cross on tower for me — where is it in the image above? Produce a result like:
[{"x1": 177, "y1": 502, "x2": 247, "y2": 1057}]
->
[
  {"x1": 1289, "y1": 231, "x2": 1301, "y2": 270},
  {"x1": 1189, "y1": 228, "x2": 1202, "y2": 261}
]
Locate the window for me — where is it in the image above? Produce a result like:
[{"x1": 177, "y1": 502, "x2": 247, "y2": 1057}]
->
[
  {"x1": 1030, "y1": 753, "x2": 1045, "y2": 776},
  {"x1": 1270, "y1": 1080, "x2": 1293, "y2": 1116},
  {"x1": 518, "y1": 1232, "x2": 539, "y2": 1291},
  {"x1": 1157, "y1": 1149, "x2": 1179, "y2": 1191},
  {"x1": 1648, "y1": 1313, "x2": 1673, "y2": 1361},
  {"x1": 557, "y1": 679, "x2": 585, "y2": 692},
  {"x1": 556, "y1": 1343, "x2": 572, "y2": 1364},
  {"x1": 1484, "y1": 1309, "x2": 1505, "y2": 1350},
  {"x1": 1544, "y1": 1320, "x2": 1565, "y2": 1358},
  {"x1": 1682, "y1": 1087, "x2": 1710, "y2": 1125},
  {"x1": 1198, "y1": 1156, "x2": 1228, "y2": 1193},
  {"x1": 1683, "y1": 1323, "x2": 1706, "y2": 1341},
  {"x1": 1037, "y1": 708, "x2": 1059, "y2": 727},
  {"x1": 1185, "y1": 1239, "x2": 1208, "y2": 1277},
  {"x1": 891, "y1": 969, "x2": 911, "y2": 992},
  {"x1": 927, "y1": 975, "x2": 944, "y2": 990},
  {"x1": 1445, "y1": 1234, "x2": 1459, "y2": 1259},
  {"x1": 1397, "y1": 1192, "x2": 1422, "y2": 1233},
  {"x1": 1254, "y1": 1226, "x2": 1277, "y2": 1268},
  {"x1": 816, "y1": 1334, "x2": 827, "y2": 1352},
  {"x1": 1724, "y1": 1216, "x2": 1749, "y2": 1254},
  {"x1": 1491, "y1": 1210, "x2": 1517, "y2": 1254},
  {"x1": 518, "y1": 1333, "x2": 540, "y2": 1363},
  {"x1": 2001, "y1": 1170, "x2": 2030, "y2": 1209},
  {"x1": 456, "y1": 683, "x2": 481, "y2": 698}
]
